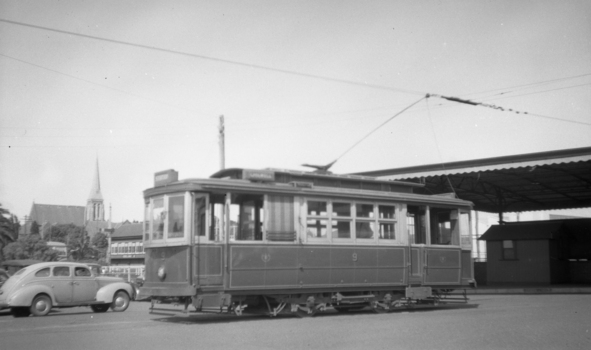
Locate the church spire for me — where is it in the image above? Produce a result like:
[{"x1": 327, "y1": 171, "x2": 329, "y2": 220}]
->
[
  {"x1": 86, "y1": 157, "x2": 104, "y2": 221},
  {"x1": 88, "y1": 157, "x2": 103, "y2": 201}
]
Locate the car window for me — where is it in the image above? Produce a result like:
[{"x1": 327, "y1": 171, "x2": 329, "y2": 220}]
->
[
  {"x1": 35, "y1": 268, "x2": 51, "y2": 277},
  {"x1": 74, "y1": 267, "x2": 91, "y2": 277},
  {"x1": 53, "y1": 266, "x2": 71, "y2": 277}
]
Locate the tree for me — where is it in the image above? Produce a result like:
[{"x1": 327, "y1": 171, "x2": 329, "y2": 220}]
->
[
  {"x1": 0, "y1": 203, "x2": 19, "y2": 262},
  {"x1": 2, "y1": 235, "x2": 59, "y2": 261},
  {"x1": 30, "y1": 220, "x2": 40, "y2": 235},
  {"x1": 47, "y1": 224, "x2": 86, "y2": 243},
  {"x1": 90, "y1": 232, "x2": 109, "y2": 263},
  {"x1": 67, "y1": 230, "x2": 98, "y2": 261}
]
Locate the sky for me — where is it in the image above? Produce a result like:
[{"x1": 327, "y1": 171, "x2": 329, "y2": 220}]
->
[{"x1": 1, "y1": 0, "x2": 590, "y2": 222}]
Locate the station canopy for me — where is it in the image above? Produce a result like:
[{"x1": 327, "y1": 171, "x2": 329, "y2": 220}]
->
[{"x1": 354, "y1": 147, "x2": 591, "y2": 215}]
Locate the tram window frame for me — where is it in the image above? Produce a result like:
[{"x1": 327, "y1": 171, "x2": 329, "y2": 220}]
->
[
  {"x1": 378, "y1": 205, "x2": 397, "y2": 240},
  {"x1": 265, "y1": 195, "x2": 296, "y2": 243},
  {"x1": 429, "y1": 207, "x2": 460, "y2": 246},
  {"x1": 229, "y1": 194, "x2": 264, "y2": 242},
  {"x1": 167, "y1": 195, "x2": 185, "y2": 239},
  {"x1": 152, "y1": 196, "x2": 165, "y2": 241},
  {"x1": 306, "y1": 199, "x2": 330, "y2": 240},
  {"x1": 193, "y1": 194, "x2": 211, "y2": 241},
  {"x1": 302, "y1": 198, "x2": 400, "y2": 244},
  {"x1": 331, "y1": 201, "x2": 353, "y2": 240},
  {"x1": 354, "y1": 202, "x2": 377, "y2": 241},
  {"x1": 144, "y1": 192, "x2": 191, "y2": 247},
  {"x1": 407, "y1": 205, "x2": 428, "y2": 244},
  {"x1": 143, "y1": 201, "x2": 150, "y2": 241},
  {"x1": 206, "y1": 194, "x2": 226, "y2": 242}
]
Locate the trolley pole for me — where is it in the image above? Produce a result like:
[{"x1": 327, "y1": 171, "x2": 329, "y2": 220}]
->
[{"x1": 219, "y1": 115, "x2": 225, "y2": 170}]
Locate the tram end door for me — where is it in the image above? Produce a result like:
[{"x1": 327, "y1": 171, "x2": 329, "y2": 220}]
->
[
  {"x1": 422, "y1": 209, "x2": 466, "y2": 286},
  {"x1": 192, "y1": 193, "x2": 224, "y2": 290},
  {"x1": 141, "y1": 192, "x2": 196, "y2": 299}
]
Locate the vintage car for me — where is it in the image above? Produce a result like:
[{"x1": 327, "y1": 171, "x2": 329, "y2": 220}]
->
[
  {"x1": 0, "y1": 268, "x2": 8, "y2": 288},
  {"x1": 0, "y1": 261, "x2": 134, "y2": 317},
  {"x1": 83, "y1": 262, "x2": 142, "y2": 301},
  {"x1": 1, "y1": 259, "x2": 43, "y2": 276}
]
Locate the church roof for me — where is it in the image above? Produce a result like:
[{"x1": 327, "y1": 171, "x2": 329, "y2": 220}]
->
[{"x1": 29, "y1": 204, "x2": 86, "y2": 226}]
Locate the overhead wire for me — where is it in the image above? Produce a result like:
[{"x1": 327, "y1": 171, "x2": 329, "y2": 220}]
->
[
  {"x1": 0, "y1": 18, "x2": 425, "y2": 96},
  {"x1": 2, "y1": 17, "x2": 590, "y2": 153},
  {"x1": 333, "y1": 96, "x2": 427, "y2": 163}
]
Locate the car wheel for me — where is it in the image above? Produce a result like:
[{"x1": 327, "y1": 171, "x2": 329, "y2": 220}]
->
[
  {"x1": 11, "y1": 307, "x2": 31, "y2": 318},
  {"x1": 110, "y1": 291, "x2": 130, "y2": 312},
  {"x1": 91, "y1": 304, "x2": 110, "y2": 313},
  {"x1": 30, "y1": 294, "x2": 52, "y2": 316}
]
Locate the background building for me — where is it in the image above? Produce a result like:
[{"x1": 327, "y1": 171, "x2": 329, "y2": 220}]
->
[{"x1": 109, "y1": 221, "x2": 144, "y2": 266}]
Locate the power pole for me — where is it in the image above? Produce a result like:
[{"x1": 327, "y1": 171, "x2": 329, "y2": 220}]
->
[{"x1": 219, "y1": 115, "x2": 225, "y2": 170}]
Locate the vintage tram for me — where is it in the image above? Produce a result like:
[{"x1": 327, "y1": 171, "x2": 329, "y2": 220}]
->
[{"x1": 139, "y1": 167, "x2": 475, "y2": 316}]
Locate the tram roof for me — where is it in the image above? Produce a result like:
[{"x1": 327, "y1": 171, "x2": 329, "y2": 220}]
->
[
  {"x1": 145, "y1": 168, "x2": 473, "y2": 208},
  {"x1": 353, "y1": 146, "x2": 591, "y2": 214},
  {"x1": 210, "y1": 167, "x2": 424, "y2": 188}
]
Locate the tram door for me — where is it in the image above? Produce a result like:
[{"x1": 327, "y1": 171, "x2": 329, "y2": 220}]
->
[
  {"x1": 193, "y1": 193, "x2": 224, "y2": 286},
  {"x1": 407, "y1": 206, "x2": 427, "y2": 285},
  {"x1": 409, "y1": 247, "x2": 424, "y2": 285}
]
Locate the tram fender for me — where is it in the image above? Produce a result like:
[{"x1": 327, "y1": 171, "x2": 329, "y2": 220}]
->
[
  {"x1": 405, "y1": 286, "x2": 432, "y2": 299},
  {"x1": 193, "y1": 293, "x2": 233, "y2": 309}
]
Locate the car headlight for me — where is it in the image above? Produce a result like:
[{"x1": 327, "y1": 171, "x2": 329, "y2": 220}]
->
[{"x1": 157, "y1": 266, "x2": 166, "y2": 281}]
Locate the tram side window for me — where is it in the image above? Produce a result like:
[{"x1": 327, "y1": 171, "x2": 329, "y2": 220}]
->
[
  {"x1": 144, "y1": 202, "x2": 150, "y2": 241},
  {"x1": 194, "y1": 197, "x2": 207, "y2": 237},
  {"x1": 306, "y1": 200, "x2": 328, "y2": 239},
  {"x1": 355, "y1": 203, "x2": 375, "y2": 239},
  {"x1": 267, "y1": 195, "x2": 296, "y2": 242},
  {"x1": 230, "y1": 194, "x2": 264, "y2": 241},
  {"x1": 168, "y1": 195, "x2": 185, "y2": 238},
  {"x1": 378, "y1": 205, "x2": 396, "y2": 240},
  {"x1": 430, "y1": 208, "x2": 459, "y2": 245},
  {"x1": 152, "y1": 197, "x2": 165, "y2": 240},
  {"x1": 208, "y1": 195, "x2": 225, "y2": 241},
  {"x1": 332, "y1": 202, "x2": 352, "y2": 239},
  {"x1": 407, "y1": 205, "x2": 427, "y2": 244}
]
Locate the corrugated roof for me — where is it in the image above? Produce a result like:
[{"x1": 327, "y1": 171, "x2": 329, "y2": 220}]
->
[
  {"x1": 111, "y1": 222, "x2": 143, "y2": 239},
  {"x1": 354, "y1": 147, "x2": 591, "y2": 213},
  {"x1": 479, "y1": 221, "x2": 565, "y2": 241}
]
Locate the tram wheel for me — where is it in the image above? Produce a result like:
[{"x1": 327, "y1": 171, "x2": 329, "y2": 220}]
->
[
  {"x1": 333, "y1": 305, "x2": 364, "y2": 313},
  {"x1": 291, "y1": 303, "x2": 318, "y2": 318},
  {"x1": 294, "y1": 306, "x2": 317, "y2": 318},
  {"x1": 370, "y1": 301, "x2": 391, "y2": 314}
]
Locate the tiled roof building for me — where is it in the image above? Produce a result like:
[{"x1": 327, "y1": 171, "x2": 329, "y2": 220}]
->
[
  {"x1": 23, "y1": 157, "x2": 112, "y2": 239},
  {"x1": 25, "y1": 203, "x2": 86, "y2": 238}
]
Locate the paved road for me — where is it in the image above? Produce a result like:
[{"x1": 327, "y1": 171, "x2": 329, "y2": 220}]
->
[{"x1": 1, "y1": 295, "x2": 590, "y2": 350}]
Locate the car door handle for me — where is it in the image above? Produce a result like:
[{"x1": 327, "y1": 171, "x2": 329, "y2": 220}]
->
[{"x1": 72, "y1": 281, "x2": 79, "y2": 285}]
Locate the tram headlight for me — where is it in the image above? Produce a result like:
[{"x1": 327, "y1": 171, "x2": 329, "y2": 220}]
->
[{"x1": 157, "y1": 266, "x2": 166, "y2": 281}]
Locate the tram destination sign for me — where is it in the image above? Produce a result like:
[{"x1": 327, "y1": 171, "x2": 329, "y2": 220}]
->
[
  {"x1": 154, "y1": 169, "x2": 179, "y2": 187},
  {"x1": 243, "y1": 169, "x2": 275, "y2": 182}
]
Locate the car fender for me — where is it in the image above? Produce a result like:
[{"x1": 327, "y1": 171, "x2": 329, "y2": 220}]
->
[
  {"x1": 96, "y1": 283, "x2": 134, "y2": 303},
  {"x1": 7, "y1": 284, "x2": 54, "y2": 307}
]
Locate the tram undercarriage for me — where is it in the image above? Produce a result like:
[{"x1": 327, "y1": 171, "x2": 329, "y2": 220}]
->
[{"x1": 149, "y1": 287, "x2": 470, "y2": 317}]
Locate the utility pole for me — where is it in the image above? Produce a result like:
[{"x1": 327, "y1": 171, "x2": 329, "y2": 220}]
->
[{"x1": 219, "y1": 115, "x2": 225, "y2": 170}]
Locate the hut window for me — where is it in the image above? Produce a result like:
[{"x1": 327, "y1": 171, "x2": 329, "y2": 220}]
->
[{"x1": 502, "y1": 240, "x2": 516, "y2": 260}]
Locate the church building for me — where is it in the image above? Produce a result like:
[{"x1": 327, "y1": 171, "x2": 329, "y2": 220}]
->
[{"x1": 24, "y1": 158, "x2": 111, "y2": 239}]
